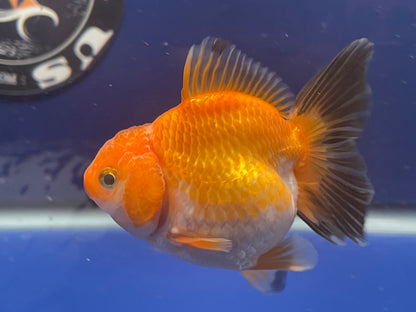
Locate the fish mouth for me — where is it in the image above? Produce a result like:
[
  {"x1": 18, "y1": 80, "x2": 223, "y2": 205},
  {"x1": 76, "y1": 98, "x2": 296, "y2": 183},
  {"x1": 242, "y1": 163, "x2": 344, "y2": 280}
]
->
[
  {"x1": 83, "y1": 162, "x2": 106, "y2": 204},
  {"x1": 83, "y1": 163, "x2": 97, "y2": 201}
]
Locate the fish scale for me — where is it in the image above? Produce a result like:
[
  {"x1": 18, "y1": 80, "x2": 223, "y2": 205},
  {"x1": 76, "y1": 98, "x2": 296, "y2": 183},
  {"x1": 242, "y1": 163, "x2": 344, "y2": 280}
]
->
[
  {"x1": 84, "y1": 37, "x2": 373, "y2": 293},
  {"x1": 152, "y1": 92, "x2": 296, "y2": 215}
]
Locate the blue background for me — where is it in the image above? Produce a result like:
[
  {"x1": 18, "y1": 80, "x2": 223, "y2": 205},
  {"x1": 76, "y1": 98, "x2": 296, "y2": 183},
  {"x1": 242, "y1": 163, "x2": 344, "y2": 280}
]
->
[
  {"x1": 0, "y1": 1, "x2": 415, "y2": 311},
  {"x1": 1, "y1": 230, "x2": 414, "y2": 312},
  {"x1": 0, "y1": 0, "x2": 415, "y2": 205}
]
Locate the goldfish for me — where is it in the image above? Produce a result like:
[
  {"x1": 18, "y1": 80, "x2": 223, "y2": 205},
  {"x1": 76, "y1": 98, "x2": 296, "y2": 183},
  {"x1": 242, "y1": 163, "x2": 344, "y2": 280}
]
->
[{"x1": 84, "y1": 37, "x2": 374, "y2": 293}]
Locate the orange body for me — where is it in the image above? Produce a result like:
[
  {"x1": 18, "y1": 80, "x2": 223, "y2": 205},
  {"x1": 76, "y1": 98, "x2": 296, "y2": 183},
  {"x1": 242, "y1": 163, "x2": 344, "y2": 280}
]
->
[
  {"x1": 84, "y1": 37, "x2": 374, "y2": 293},
  {"x1": 151, "y1": 91, "x2": 303, "y2": 222}
]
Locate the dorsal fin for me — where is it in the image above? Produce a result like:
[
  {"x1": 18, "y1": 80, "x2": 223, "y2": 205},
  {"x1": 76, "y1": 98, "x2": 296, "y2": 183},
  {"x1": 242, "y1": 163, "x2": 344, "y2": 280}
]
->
[{"x1": 182, "y1": 37, "x2": 295, "y2": 117}]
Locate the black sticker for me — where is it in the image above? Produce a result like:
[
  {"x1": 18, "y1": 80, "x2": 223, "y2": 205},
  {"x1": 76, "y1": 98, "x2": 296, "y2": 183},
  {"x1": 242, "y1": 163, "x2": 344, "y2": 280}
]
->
[{"x1": 0, "y1": 0, "x2": 124, "y2": 96}]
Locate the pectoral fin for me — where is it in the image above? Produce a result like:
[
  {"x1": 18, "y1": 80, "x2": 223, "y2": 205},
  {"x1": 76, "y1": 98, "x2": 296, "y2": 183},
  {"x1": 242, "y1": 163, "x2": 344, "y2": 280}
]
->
[
  {"x1": 168, "y1": 232, "x2": 232, "y2": 252},
  {"x1": 252, "y1": 234, "x2": 318, "y2": 271},
  {"x1": 241, "y1": 270, "x2": 288, "y2": 294}
]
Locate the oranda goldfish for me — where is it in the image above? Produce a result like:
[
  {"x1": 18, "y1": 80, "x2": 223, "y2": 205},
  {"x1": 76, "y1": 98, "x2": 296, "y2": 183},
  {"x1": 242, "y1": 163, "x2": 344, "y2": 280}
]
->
[{"x1": 84, "y1": 37, "x2": 374, "y2": 293}]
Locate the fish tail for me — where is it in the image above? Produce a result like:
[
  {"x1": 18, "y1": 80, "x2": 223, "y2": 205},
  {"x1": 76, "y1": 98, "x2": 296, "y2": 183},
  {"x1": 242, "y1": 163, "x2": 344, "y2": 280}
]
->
[{"x1": 290, "y1": 39, "x2": 374, "y2": 245}]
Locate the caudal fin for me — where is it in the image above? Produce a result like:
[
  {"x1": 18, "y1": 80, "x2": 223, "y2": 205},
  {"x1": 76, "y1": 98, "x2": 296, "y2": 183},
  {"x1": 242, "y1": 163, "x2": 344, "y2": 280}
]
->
[{"x1": 291, "y1": 39, "x2": 374, "y2": 245}]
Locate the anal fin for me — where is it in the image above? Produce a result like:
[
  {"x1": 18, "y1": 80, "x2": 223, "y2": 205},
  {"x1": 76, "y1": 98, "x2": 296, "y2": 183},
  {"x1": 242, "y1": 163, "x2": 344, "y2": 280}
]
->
[
  {"x1": 252, "y1": 234, "x2": 317, "y2": 271},
  {"x1": 168, "y1": 232, "x2": 232, "y2": 252},
  {"x1": 241, "y1": 270, "x2": 287, "y2": 294}
]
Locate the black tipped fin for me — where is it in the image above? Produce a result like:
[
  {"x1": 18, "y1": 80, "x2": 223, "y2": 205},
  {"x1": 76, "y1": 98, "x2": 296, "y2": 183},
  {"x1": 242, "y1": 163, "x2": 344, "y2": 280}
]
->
[
  {"x1": 182, "y1": 37, "x2": 295, "y2": 117},
  {"x1": 292, "y1": 38, "x2": 375, "y2": 244},
  {"x1": 241, "y1": 270, "x2": 288, "y2": 294}
]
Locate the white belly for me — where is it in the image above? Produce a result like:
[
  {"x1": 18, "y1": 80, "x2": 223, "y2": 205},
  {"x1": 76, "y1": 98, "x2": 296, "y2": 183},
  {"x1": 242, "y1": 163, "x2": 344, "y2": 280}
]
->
[{"x1": 147, "y1": 167, "x2": 298, "y2": 270}]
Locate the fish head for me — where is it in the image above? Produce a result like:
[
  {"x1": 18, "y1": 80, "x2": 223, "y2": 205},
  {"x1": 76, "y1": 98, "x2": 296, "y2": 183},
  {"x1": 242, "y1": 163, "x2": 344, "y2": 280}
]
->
[{"x1": 84, "y1": 124, "x2": 166, "y2": 238}]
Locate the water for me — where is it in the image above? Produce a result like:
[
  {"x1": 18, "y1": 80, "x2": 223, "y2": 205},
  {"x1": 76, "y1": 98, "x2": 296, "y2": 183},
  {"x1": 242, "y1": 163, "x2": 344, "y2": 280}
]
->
[
  {"x1": 1, "y1": 227, "x2": 415, "y2": 311},
  {"x1": 0, "y1": 0, "x2": 415, "y2": 311}
]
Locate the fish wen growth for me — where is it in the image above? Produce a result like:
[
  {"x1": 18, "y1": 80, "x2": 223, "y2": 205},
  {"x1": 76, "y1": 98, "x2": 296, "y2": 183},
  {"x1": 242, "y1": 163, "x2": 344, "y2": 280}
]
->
[{"x1": 84, "y1": 37, "x2": 374, "y2": 293}]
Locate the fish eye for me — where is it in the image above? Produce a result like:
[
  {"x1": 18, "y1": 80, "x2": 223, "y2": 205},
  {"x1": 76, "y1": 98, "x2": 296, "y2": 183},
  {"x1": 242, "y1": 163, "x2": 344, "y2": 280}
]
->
[{"x1": 99, "y1": 167, "x2": 117, "y2": 189}]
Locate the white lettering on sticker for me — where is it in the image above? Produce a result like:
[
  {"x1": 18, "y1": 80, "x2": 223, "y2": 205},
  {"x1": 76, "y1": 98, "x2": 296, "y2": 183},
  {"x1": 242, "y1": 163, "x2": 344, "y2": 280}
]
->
[
  {"x1": 32, "y1": 56, "x2": 72, "y2": 90},
  {"x1": 0, "y1": 72, "x2": 18, "y2": 86},
  {"x1": 74, "y1": 26, "x2": 114, "y2": 70}
]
